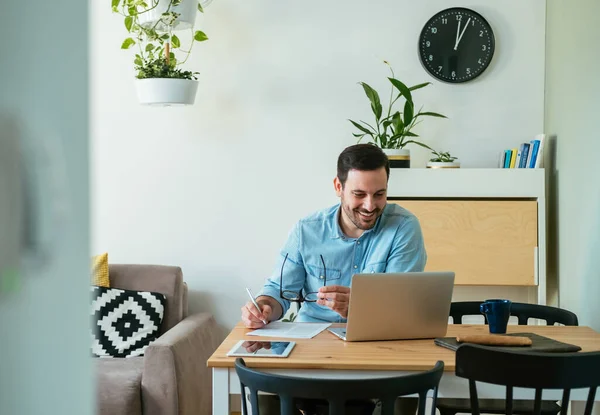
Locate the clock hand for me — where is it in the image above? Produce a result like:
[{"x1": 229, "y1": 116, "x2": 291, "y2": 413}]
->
[
  {"x1": 454, "y1": 20, "x2": 461, "y2": 50},
  {"x1": 454, "y1": 17, "x2": 472, "y2": 50}
]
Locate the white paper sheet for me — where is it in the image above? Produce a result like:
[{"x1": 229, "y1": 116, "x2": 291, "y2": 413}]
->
[{"x1": 247, "y1": 322, "x2": 331, "y2": 339}]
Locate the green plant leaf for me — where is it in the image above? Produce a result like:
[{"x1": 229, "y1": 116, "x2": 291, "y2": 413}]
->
[
  {"x1": 359, "y1": 82, "x2": 382, "y2": 121},
  {"x1": 124, "y1": 16, "x2": 133, "y2": 32},
  {"x1": 171, "y1": 34, "x2": 180, "y2": 48},
  {"x1": 403, "y1": 100, "x2": 414, "y2": 126},
  {"x1": 408, "y1": 82, "x2": 431, "y2": 91},
  {"x1": 416, "y1": 111, "x2": 447, "y2": 118},
  {"x1": 197, "y1": 2, "x2": 204, "y2": 12},
  {"x1": 403, "y1": 140, "x2": 433, "y2": 151},
  {"x1": 145, "y1": 43, "x2": 155, "y2": 52},
  {"x1": 112, "y1": 0, "x2": 121, "y2": 8},
  {"x1": 404, "y1": 131, "x2": 419, "y2": 137},
  {"x1": 392, "y1": 111, "x2": 404, "y2": 133},
  {"x1": 380, "y1": 133, "x2": 389, "y2": 148},
  {"x1": 388, "y1": 77, "x2": 413, "y2": 103},
  {"x1": 194, "y1": 30, "x2": 209, "y2": 42},
  {"x1": 121, "y1": 37, "x2": 136, "y2": 49},
  {"x1": 349, "y1": 120, "x2": 374, "y2": 135},
  {"x1": 134, "y1": 57, "x2": 143, "y2": 66}
]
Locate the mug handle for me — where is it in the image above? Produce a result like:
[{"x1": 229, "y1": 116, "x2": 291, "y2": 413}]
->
[{"x1": 480, "y1": 303, "x2": 489, "y2": 314}]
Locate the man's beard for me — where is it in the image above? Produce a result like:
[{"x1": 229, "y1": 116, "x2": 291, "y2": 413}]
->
[{"x1": 342, "y1": 203, "x2": 382, "y2": 231}]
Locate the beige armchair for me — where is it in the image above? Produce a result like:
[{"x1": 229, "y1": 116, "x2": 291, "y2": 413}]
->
[{"x1": 95, "y1": 264, "x2": 221, "y2": 415}]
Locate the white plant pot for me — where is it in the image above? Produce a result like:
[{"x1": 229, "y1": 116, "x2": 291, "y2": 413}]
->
[
  {"x1": 138, "y1": 0, "x2": 197, "y2": 31},
  {"x1": 135, "y1": 78, "x2": 199, "y2": 106},
  {"x1": 382, "y1": 148, "x2": 410, "y2": 168},
  {"x1": 426, "y1": 161, "x2": 461, "y2": 169}
]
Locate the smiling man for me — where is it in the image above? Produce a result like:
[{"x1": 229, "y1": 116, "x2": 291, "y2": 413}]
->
[
  {"x1": 241, "y1": 143, "x2": 427, "y2": 326},
  {"x1": 240, "y1": 143, "x2": 427, "y2": 415}
]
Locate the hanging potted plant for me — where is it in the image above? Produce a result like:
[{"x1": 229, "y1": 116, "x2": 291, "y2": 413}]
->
[
  {"x1": 349, "y1": 61, "x2": 447, "y2": 167},
  {"x1": 426, "y1": 150, "x2": 461, "y2": 169},
  {"x1": 112, "y1": 0, "x2": 210, "y2": 106}
]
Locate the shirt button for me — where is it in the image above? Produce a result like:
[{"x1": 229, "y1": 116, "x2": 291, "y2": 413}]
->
[
  {"x1": 357, "y1": 241, "x2": 361, "y2": 245},
  {"x1": 354, "y1": 265, "x2": 358, "y2": 269},
  {"x1": 320, "y1": 275, "x2": 324, "y2": 279}
]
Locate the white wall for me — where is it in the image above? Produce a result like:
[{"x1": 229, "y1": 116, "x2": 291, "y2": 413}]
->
[
  {"x1": 91, "y1": 0, "x2": 546, "y2": 329},
  {"x1": 546, "y1": 0, "x2": 600, "y2": 331}
]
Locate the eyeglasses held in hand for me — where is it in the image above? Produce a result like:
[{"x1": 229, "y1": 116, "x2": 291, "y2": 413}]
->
[{"x1": 279, "y1": 253, "x2": 326, "y2": 303}]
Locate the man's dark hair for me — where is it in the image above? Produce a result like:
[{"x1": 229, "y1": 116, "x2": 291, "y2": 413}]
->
[{"x1": 337, "y1": 144, "x2": 390, "y2": 186}]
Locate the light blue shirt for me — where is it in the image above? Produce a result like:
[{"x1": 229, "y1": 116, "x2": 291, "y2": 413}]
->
[{"x1": 258, "y1": 203, "x2": 427, "y2": 323}]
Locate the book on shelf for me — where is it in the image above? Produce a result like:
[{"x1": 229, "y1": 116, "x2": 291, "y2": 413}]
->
[
  {"x1": 509, "y1": 148, "x2": 517, "y2": 168},
  {"x1": 534, "y1": 133, "x2": 546, "y2": 168},
  {"x1": 500, "y1": 134, "x2": 546, "y2": 168},
  {"x1": 504, "y1": 149, "x2": 511, "y2": 168},
  {"x1": 519, "y1": 143, "x2": 530, "y2": 168}
]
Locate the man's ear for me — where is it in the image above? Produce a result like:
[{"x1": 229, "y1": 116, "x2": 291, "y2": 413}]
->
[{"x1": 333, "y1": 177, "x2": 343, "y2": 197}]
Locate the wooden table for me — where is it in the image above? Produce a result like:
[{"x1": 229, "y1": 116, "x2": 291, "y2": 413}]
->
[{"x1": 208, "y1": 324, "x2": 600, "y2": 414}]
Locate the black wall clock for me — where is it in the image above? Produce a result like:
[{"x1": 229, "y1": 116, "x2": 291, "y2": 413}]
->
[{"x1": 418, "y1": 7, "x2": 495, "y2": 83}]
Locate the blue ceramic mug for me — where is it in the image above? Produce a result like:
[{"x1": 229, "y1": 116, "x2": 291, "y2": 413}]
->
[{"x1": 480, "y1": 299, "x2": 512, "y2": 334}]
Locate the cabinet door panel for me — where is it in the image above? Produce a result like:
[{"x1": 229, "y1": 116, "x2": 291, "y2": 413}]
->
[{"x1": 392, "y1": 200, "x2": 538, "y2": 286}]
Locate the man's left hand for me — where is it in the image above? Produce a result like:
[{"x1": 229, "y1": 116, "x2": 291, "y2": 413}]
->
[{"x1": 317, "y1": 285, "x2": 351, "y2": 318}]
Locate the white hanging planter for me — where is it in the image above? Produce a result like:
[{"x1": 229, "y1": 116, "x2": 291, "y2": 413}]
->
[
  {"x1": 135, "y1": 78, "x2": 199, "y2": 106},
  {"x1": 138, "y1": 0, "x2": 197, "y2": 31},
  {"x1": 426, "y1": 161, "x2": 461, "y2": 169},
  {"x1": 382, "y1": 148, "x2": 411, "y2": 168}
]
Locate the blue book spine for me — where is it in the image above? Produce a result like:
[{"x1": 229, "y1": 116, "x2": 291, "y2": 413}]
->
[
  {"x1": 504, "y1": 150, "x2": 512, "y2": 168},
  {"x1": 519, "y1": 143, "x2": 530, "y2": 168},
  {"x1": 529, "y1": 140, "x2": 540, "y2": 168}
]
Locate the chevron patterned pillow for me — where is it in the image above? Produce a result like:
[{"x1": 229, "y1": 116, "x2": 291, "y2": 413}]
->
[{"x1": 90, "y1": 285, "x2": 166, "y2": 358}]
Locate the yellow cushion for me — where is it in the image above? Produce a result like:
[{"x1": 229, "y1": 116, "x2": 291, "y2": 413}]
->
[{"x1": 91, "y1": 253, "x2": 110, "y2": 287}]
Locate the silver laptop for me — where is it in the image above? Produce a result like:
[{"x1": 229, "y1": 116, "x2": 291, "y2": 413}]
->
[{"x1": 327, "y1": 272, "x2": 455, "y2": 342}]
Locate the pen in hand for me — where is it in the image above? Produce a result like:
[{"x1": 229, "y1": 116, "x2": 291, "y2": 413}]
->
[{"x1": 245, "y1": 287, "x2": 268, "y2": 325}]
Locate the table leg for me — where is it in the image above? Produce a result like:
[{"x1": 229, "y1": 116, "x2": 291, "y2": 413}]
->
[{"x1": 213, "y1": 368, "x2": 230, "y2": 414}]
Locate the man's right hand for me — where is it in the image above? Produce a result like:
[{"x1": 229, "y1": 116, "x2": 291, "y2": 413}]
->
[{"x1": 241, "y1": 300, "x2": 273, "y2": 329}]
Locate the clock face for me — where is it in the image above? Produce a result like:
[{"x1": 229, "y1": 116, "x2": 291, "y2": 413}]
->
[{"x1": 418, "y1": 7, "x2": 495, "y2": 83}]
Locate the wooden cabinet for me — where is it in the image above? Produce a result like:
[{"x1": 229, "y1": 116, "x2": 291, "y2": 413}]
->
[
  {"x1": 387, "y1": 169, "x2": 547, "y2": 304},
  {"x1": 390, "y1": 200, "x2": 538, "y2": 286}
]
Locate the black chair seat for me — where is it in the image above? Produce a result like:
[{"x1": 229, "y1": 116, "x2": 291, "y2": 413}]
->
[
  {"x1": 454, "y1": 345, "x2": 600, "y2": 415},
  {"x1": 438, "y1": 301, "x2": 580, "y2": 415},
  {"x1": 437, "y1": 398, "x2": 561, "y2": 415}
]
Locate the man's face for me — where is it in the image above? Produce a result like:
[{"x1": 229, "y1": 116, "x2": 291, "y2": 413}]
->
[{"x1": 334, "y1": 167, "x2": 388, "y2": 233}]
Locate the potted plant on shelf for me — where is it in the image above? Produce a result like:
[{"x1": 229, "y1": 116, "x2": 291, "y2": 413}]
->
[
  {"x1": 426, "y1": 150, "x2": 460, "y2": 169},
  {"x1": 112, "y1": 0, "x2": 211, "y2": 106},
  {"x1": 349, "y1": 61, "x2": 447, "y2": 168}
]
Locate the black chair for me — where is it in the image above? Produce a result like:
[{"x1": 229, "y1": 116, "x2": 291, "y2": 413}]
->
[
  {"x1": 235, "y1": 358, "x2": 444, "y2": 415},
  {"x1": 448, "y1": 301, "x2": 578, "y2": 326},
  {"x1": 438, "y1": 301, "x2": 579, "y2": 415},
  {"x1": 455, "y1": 344, "x2": 600, "y2": 415}
]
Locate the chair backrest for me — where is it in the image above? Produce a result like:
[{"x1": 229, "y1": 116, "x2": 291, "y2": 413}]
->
[
  {"x1": 455, "y1": 344, "x2": 600, "y2": 415},
  {"x1": 449, "y1": 301, "x2": 578, "y2": 326},
  {"x1": 234, "y1": 358, "x2": 444, "y2": 415},
  {"x1": 510, "y1": 302, "x2": 578, "y2": 326},
  {"x1": 449, "y1": 301, "x2": 487, "y2": 324},
  {"x1": 109, "y1": 264, "x2": 186, "y2": 334}
]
